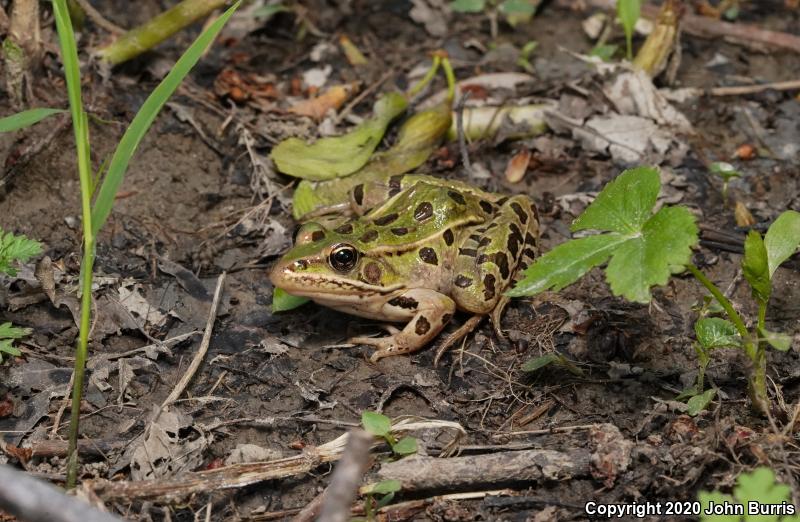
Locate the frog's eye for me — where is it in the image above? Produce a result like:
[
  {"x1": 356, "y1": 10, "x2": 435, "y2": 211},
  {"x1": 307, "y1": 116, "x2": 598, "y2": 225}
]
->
[{"x1": 329, "y1": 244, "x2": 359, "y2": 272}]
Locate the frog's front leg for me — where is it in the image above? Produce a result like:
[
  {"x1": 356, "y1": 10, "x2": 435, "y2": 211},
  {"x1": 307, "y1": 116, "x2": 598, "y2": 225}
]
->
[{"x1": 349, "y1": 288, "x2": 455, "y2": 362}]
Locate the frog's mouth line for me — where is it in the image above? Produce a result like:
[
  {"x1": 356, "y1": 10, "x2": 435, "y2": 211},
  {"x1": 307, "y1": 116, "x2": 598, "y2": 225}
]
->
[{"x1": 272, "y1": 271, "x2": 404, "y2": 298}]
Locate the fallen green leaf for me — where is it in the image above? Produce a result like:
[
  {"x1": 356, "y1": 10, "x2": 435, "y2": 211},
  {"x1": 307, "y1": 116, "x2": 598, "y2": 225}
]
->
[
  {"x1": 686, "y1": 388, "x2": 716, "y2": 416},
  {"x1": 0, "y1": 108, "x2": 65, "y2": 133},
  {"x1": 271, "y1": 287, "x2": 309, "y2": 312},
  {"x1": 272, "y1": 92, "x2": 408, "y2": 181}
]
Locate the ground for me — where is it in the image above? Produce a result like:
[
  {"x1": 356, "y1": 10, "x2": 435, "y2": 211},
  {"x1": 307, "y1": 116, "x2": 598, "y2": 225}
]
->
[{"x1": 1, "y1": 0, "x2": 800, "y2": 520}]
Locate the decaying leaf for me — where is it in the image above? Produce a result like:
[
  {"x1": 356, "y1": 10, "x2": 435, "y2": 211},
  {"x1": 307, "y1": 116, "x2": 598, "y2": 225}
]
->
[
  {"x1": 504, "y1": 149, "x2": 531, "y2": 183},
  {"x1": 130, "y1": 407, "x2": 209, "y2": 480},
  {"x1": 288, "y1": 82, "x2": 359, "y2": 121},
  {"x1": 734, "y1": 200, "x2": 756, "y2": 227}
]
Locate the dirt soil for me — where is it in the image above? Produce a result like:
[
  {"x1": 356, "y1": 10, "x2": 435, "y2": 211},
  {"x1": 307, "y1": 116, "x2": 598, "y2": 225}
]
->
[{"x1": 1, "y1": 0, "x2": 800, "y2": 520}]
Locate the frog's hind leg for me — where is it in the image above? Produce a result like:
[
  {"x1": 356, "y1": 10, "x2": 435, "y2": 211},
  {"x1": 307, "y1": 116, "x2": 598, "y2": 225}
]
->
[{"x1": 451, "y1": 195, "x2": 539, "y2": 337}]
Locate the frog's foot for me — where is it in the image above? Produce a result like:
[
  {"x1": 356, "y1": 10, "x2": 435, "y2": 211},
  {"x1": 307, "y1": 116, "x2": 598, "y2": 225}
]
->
[
  {"x1": 350, "y1": 289, "x2": 456, "y2": 362},
  {"x1": 489, "y1": 296, "x2": 511, "y2": 339},
  {"x1": 433, "y1": 314, "x2": 485, "y2": 366}
]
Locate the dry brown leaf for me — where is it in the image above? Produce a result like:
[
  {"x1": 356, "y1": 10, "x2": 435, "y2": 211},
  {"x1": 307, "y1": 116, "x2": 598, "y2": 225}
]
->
[
  {"x1": 734, "y1": 200, "x2": 756, "y2": 227},
  {"x1": 288, "y1": 83, "x2": 359, "y2": 121},
  {"x1": 504, "y1": 149, "x2": 531, "y2": 183}
]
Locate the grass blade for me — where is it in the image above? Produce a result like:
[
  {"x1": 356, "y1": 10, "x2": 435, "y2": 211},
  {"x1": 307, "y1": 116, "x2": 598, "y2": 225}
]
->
[
  {"x1": 0, "y1": 108, "x2": 64, "y2": 133},
  {"x1": 91, "y1": 1, "x2": 241, "y2": 236}
]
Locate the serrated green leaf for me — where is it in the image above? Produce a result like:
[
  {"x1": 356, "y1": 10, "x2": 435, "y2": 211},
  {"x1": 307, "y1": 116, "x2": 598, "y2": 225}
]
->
[
  {"x1": 572, "y1": 166, "x2": 661, "y2": 235},
  {"x1": 0, "y1": 322, "x2": 32, "y2": 340},
  {"x1": 686, "y1": 388, "x2": 716, "y2": 416},
  {"x1": 450, "y1": 0, "x2": 486, "y2": 13},
  {"x1": 758, "y1": 328, "x2": 792, "y2": 352},
  {"x1": 695, "y1": 318, "x2": 740, "y2": 349},
  {"x1": 361, "y1": 411, "x2": 391, "y2": 437},
  {"x1": 369, "y1": 479, "x2": 402, "y2": 495},
  {"x1": 271, "y1": 287, "x2": 309, "y2": 312},
  {"x1": 0, "y1": 108, "x2": 65, "y2": 133},
  {"x1": 764, "y1": 210, "x2": 800, "y2": 277},
  {"x1": 272, "y1": 92, "x2": 408, "y2": 181},
  {"x1": 392, "y1": 436, "x2": 418, "y2": 455},
  {"x1": 698, "y1": 491, "x2": 739, "y2": 522},
  {"x1": 742, "y1": 230, "x2": 771, "y2": 303},
  {"x1": 734, "y1": 467, "x2": 791, "y2": 509},
  {"x1": 507, "y1": 234, "x2": 627, "y2": 297},
  {"x1": 605, "y1": 206, "x2": 698, "y2": 303},
  {"x1": 0, "y1": 230, "x2": 42, "y2": 276}
]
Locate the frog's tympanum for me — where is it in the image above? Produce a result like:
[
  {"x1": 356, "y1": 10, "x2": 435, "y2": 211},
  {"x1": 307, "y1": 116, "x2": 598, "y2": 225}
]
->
[{"x1": 270, "y1": 174, "x2": 539, "y2": 361}]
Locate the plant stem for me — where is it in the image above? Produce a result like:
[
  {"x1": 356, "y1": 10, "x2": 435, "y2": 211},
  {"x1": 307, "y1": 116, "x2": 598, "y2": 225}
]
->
[
  {"x1": 757, "y1": 301, "x2": 767, "y2": 332},
  {"x1": 96, "y1": 0, "x2": 228, "y2": 65},
  {"x1": 685, "y1": 263, "x2": 748, "y2": 339},
  {"x1": 406, "y1": 55, "x2": 440, "y2": 99}
]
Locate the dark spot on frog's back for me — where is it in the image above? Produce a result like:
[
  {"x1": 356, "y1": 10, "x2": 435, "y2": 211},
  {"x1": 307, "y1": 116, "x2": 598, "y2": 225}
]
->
[
  {"x1": 389, "y1": 296, "x2": 418, "y2": 309},
  {"x1": 419, "y1": 247, "x2": 438, "y2": 265},
  {"x1": 448, "y1": 190, "x2": 466, "y2": 205},
  {"x1": 483, "y1": 274, "x2": 496, "y2": 300},
  {"x1": 391, "y1": 227, "x2": 409, "y2": 236},
  {"x1": 353, "y1": 184, "x2": 364, "y2": 206},
  {"x1": 414, "y1": 201, "x2": 434, "y2": 222},
  {"x1": 510, "y1": 202, "x2": 528, "y2": 224},
  {"x1": 311, "y1": 230, "x2": 326, "y2": 242},
  {"x1": 360, "y1": 229, "x2": 379, "y2": 243},
  {"x1": 363, "y1": 262, "x2": 382, "y2": 284},
  {"x1": 459, "y1": 248, "x2": 478, "y2": 258},
  {"x1": 415, "y1": 316, "x2": 431, "y2": 335},
  {"x1": 374, "y1": 213, "x2": 399, "y2": 226},
  {"x1": 335, "y1": 223, "x2": 353, "y2": 234},
  {"x1": 479, "y1": 200, "x2": 494, "y2": 213},
  {"x1": 454, "y1": 275, "x2": 472, "y2": 288},
  {"x1": 443, "y1": 229, "x2": 454, "y2": 245},
  {"x1": 388, "y1": 175, "x2": 404, "y2": 196}
]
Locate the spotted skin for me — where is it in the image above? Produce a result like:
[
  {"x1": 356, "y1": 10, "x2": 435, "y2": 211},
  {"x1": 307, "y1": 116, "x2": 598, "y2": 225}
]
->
[{"x1": 270, "y1": 173, "x2": 539, "y2": 361}]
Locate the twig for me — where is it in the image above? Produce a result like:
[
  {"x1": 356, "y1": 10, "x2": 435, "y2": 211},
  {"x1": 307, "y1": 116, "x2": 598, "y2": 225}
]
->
[
  {"x1": 710, "y1": 79, "x2": 800, "y2": 96},
  {"x1": 0, "y1": 464, "x2": 121, "y2": 522},
  {"x1": 161, "y1": 272, "x2": 225, "y2": 409},
  {"x1": 455, "y1": 91, "x2": 472, "y2": 173},
  {"x1": 73, "y1": 0, "x2": 124, "y2": 34},
  {"x1": 316, "y1": 430, "x2": 373, "y2": 522}
]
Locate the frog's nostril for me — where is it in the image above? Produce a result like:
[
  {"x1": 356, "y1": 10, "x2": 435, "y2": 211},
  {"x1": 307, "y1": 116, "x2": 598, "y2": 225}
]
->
[{"x1": 293, "y1": 260, "x2": 309, "y2": 271}]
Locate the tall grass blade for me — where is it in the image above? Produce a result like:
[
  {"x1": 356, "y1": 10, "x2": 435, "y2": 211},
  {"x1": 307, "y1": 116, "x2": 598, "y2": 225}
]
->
[
  {"x1": 91, "y1": 1, "x2": 241, "y2": 236},
  {"x1": 0, "y1": 108, "x2": 65, "y2": 133}
]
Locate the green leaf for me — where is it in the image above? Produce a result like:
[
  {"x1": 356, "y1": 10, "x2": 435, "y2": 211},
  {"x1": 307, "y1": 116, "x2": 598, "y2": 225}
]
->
[
  {"x1": 698, "y1": 491, "x2": 739, "y2": 522},
  {"x1": 742, "y1": 230, "x2": 771, "y2": 303},
  {"x1": 271, "y1": 92, "x2": 408, "y2": 181},
  {"x1": 521, "y1": 353, "x2": 560, "y2": 372},
  {"x1": 450, "y1": 0, "x2": 486, "y2": 13},
  {"x1": 734, "y1": 467, "x2": 791, "y2": 510},
  {"x1": 695, "y1": 318, "x2": 740, "y2": 349},
  {"x1": 392, "y1": 436, "x2": 418, "y2": 455},
  {"x1": 709, "y1": 161, "x2": 741, "y2": 182},
  {"x1": 271, "y1": 287, "x2": 309, "y2": 312},
  {"x1": 369, "y1": 479, "x2": 402, "y2": 495},
  {"x1": 0, "y1": 339, "x2": 22, "y2": 358},
  {"x1": 507, "y1": 234, "x2": 627, "y2": 297},
  {"x1": 0, "y1": 229, "x2": 43, "y2": 276},
  {"x1": 764, "y1": 210, "x2": 800, "y2": 277},
  {"x1": 499, "y1": 0, "x2": 536, "y2": 14},
  {"x1": 605, "y1": 206, "x2": 698, "y2": 303},
  {"x1": 0, "y1": 108, "x2": 65, "y2": 133},
  {"x1": 0, "y1": 322, "x2": 32, "y2": 340},
  {"x1": 91, "y1": 2, "x2": 241, "y2": 236},
  {"x1": 589, "y1": 44, "x2": 619, "y2": 62},
  {"x1": 361, "y1": 411, "x2": 391, "y2": 437},
  {"x1": 572, "y1": 166, "x2": 661, "y2": 234},
  {"x1": 758, "y1": 328, "x2": 792, "y2": 352},
  {"x1": 617, "y1": 0, "x2": 641, "y2": 60},
  {"x1": 686, "y1": 388, "x2": 716, "y2": 416}
]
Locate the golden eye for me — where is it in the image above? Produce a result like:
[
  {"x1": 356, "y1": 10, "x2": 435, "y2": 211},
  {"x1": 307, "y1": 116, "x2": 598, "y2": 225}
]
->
[{"x1": 329, "y1": 244, "x2": 358, "y2": 272}]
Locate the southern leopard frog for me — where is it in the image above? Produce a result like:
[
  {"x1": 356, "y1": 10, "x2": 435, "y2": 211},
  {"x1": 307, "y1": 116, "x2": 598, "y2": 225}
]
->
[{"x1": 270, "y1": 174, "x2": 540, "y2": 361}]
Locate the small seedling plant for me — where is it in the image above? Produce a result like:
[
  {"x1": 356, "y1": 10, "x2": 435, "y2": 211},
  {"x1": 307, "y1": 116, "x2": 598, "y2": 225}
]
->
[
  {"x1": 361, "y1": 411, "x2": 418, "y2": 457},
  {"x1": 450, "y1": 0, "x2": 537, "y2": 33},
  {"x1": 699, "y1": 466, "x2": 800, "y2": 522},
  {"x1": 0, "y1": 229, "x2": 42, "y2": 363},
  {"x1": 509, "y1": 166, "x2": 800, "y2": 415},
  {"x1": 353, "y1": 479, "x2": 402, "y2": 522},
  {"x1": 617, "y1": 0, "x2": 641, "y2": 60}
]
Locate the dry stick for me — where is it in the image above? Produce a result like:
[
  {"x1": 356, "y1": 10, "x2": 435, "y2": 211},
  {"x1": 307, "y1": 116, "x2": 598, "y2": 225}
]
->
[
  {"x1": 710, "y1": 79, "x2": 800, "y2": 96},
  {"x1": 314, "y1": 430, "x2": 373, "y2": 522},
  {"x1": 376, "y1": 449, "x2": 591, "y2": 492},
  {"x1": 72, "y1": 0, "x2": 124, "y2": 34},
  {"x1": 0, "y1": 464, "x2": 122, "y2": 522},
  {"x1": 161, "y1": 272, "x2": 225, "y2": 409}
]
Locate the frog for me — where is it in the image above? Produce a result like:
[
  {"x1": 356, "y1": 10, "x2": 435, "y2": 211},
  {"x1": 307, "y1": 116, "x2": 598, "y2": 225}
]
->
[{"x1": 269, "y1": 173, "x2": 540, "y2": 362}]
